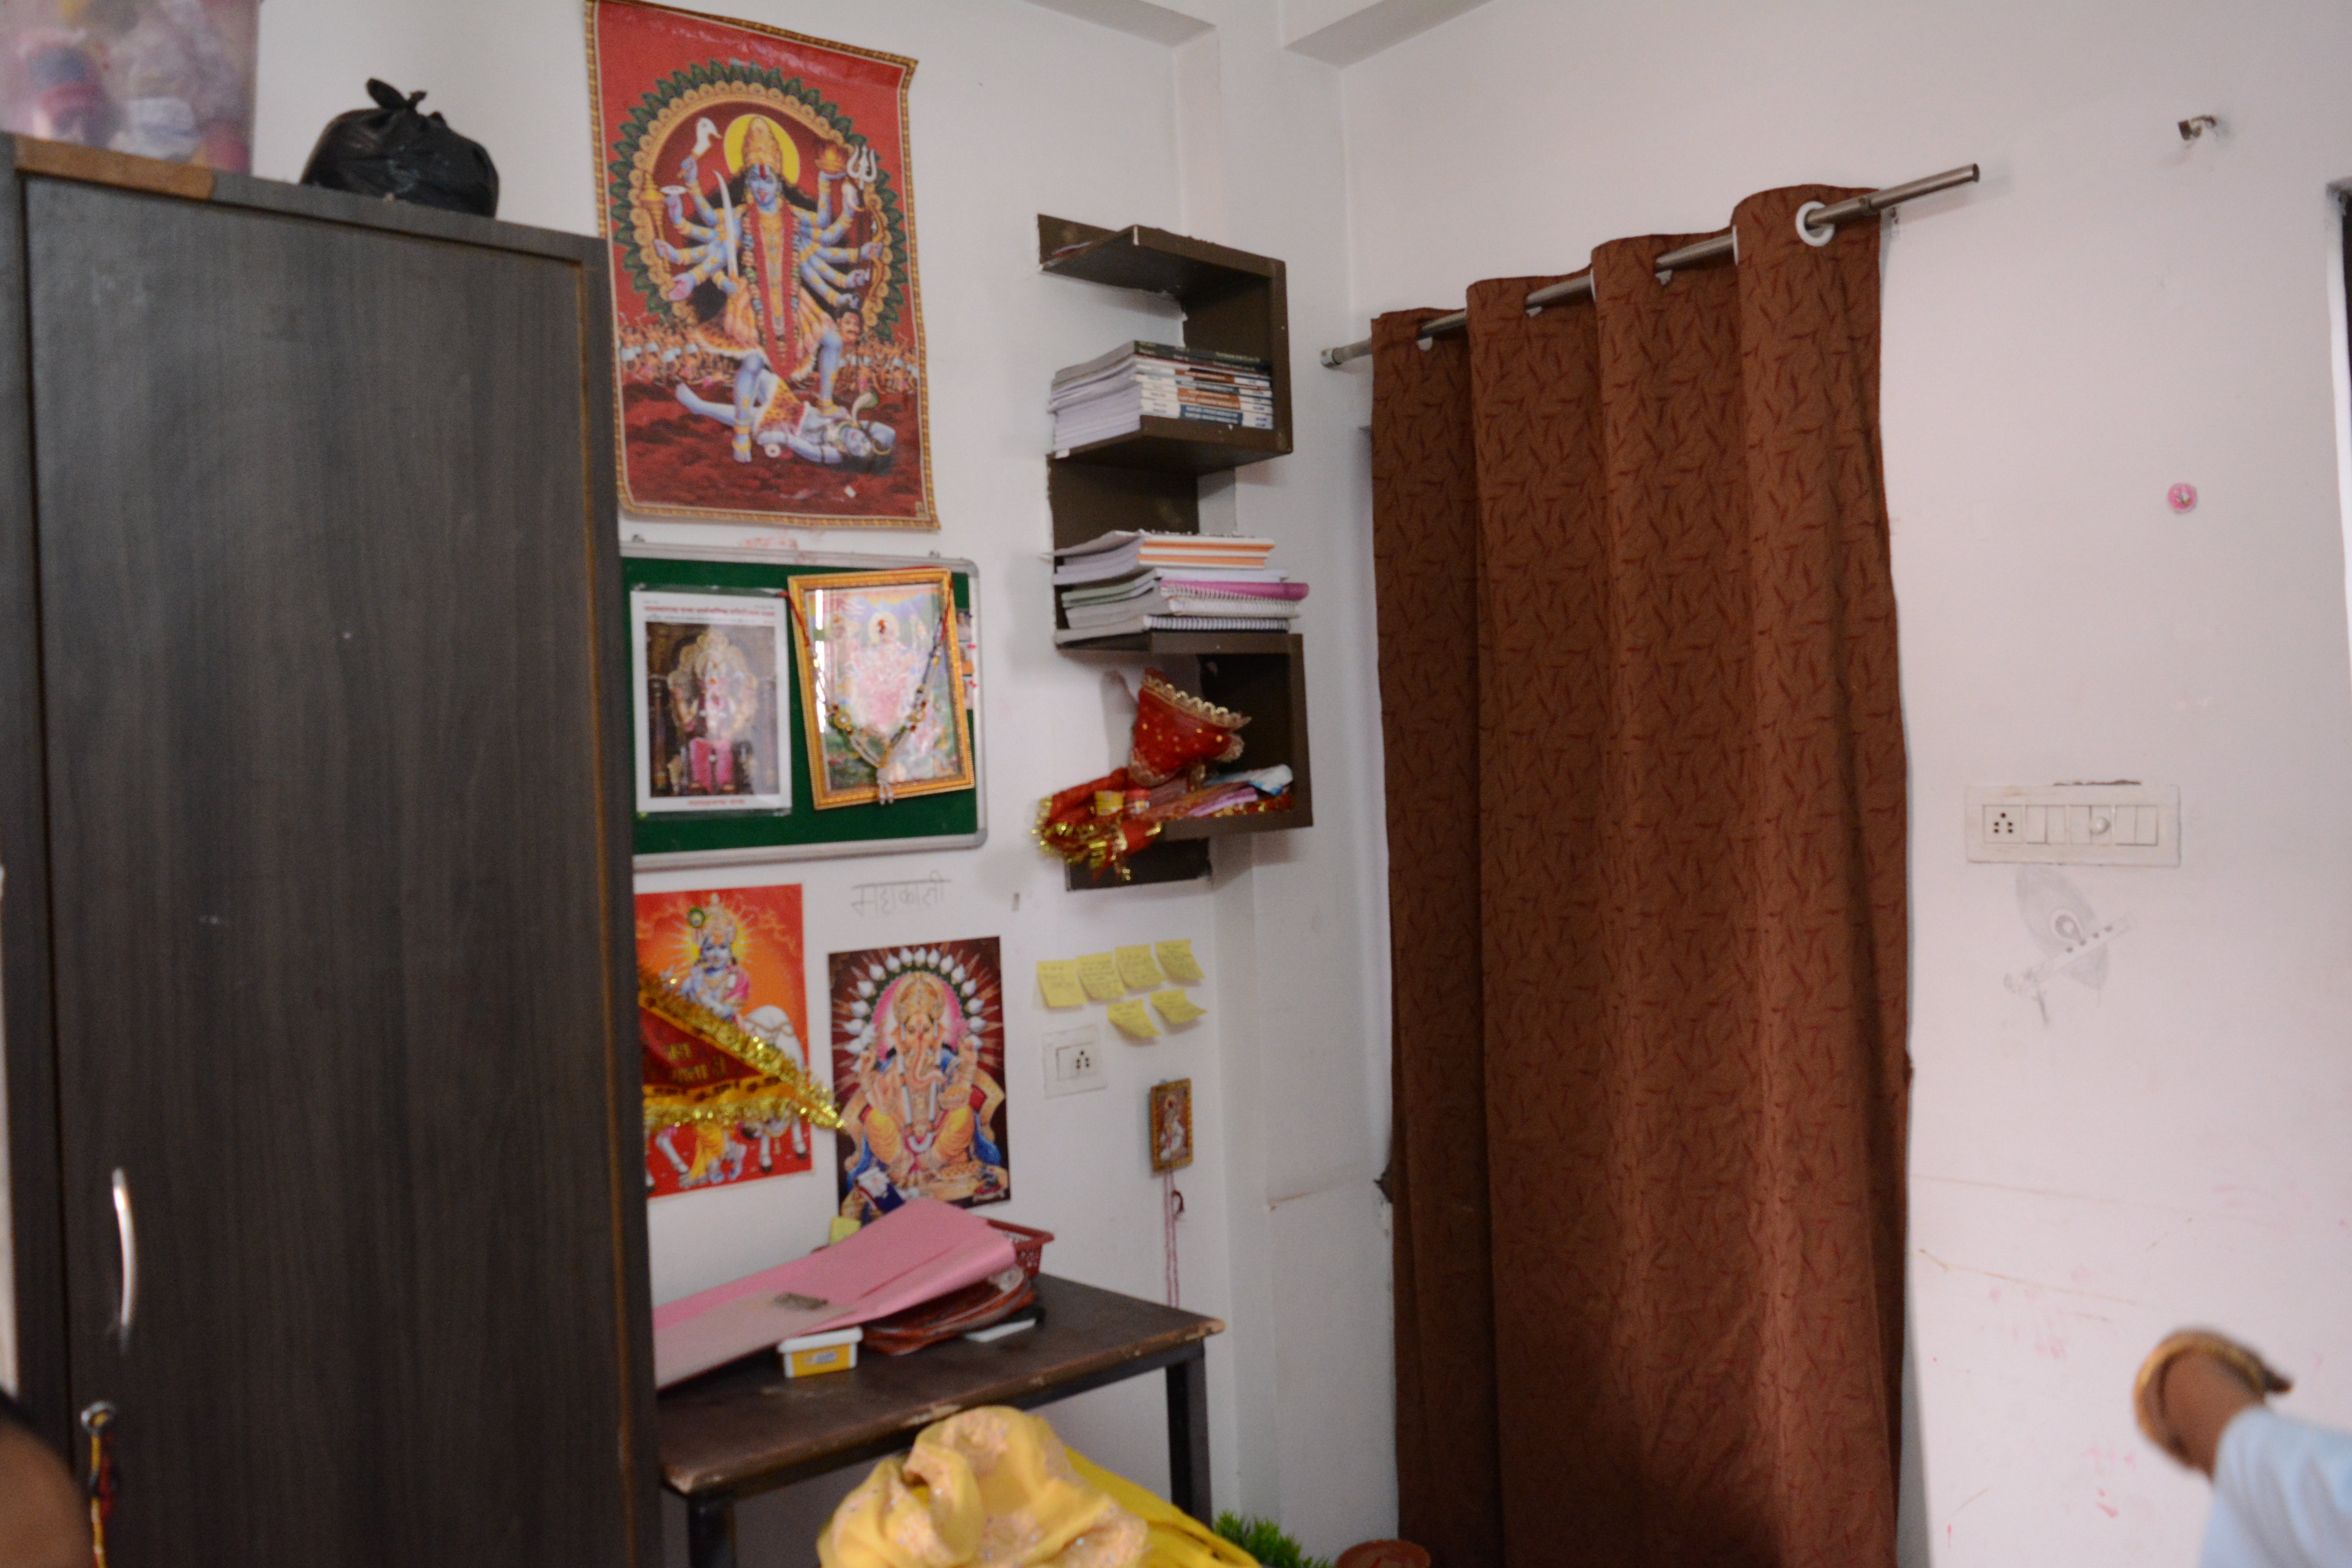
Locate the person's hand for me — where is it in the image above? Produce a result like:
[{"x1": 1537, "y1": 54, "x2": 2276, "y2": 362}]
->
[
  {"x1": 0, "y1": 1425, "x2": 92, "y2": 1568},
  {"x1": 2134, "y1": 1329, "x2": 2294, "y2": 1475},
  {"x1": 2160, "y1": 1352, "x2": 2265, "y2": 1475}
]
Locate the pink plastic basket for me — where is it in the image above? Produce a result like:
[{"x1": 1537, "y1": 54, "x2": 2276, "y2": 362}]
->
[{"x1": 986, "y1": 1218, "x2": 1053, "y2": 1280}]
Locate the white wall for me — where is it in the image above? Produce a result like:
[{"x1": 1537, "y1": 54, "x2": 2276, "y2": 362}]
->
[
  {"x1": 264, "y1": 3, "x2": 1392, "y2": 1563},
  {"x1": 1170, "y1": 9, "x2": 1399, "y2": 1548},
  {"x1": 1335, "y1": 2, "x2": 2352, "y2": 1564}
]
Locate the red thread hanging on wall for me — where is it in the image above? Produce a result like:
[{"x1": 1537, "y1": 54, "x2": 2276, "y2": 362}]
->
[{"x1": 1163, "y1": 1175, "x2": 1184, "y2": 1308}]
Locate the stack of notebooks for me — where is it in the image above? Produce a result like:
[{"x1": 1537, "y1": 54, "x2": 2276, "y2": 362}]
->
[
  {"x1": 1050, "y1": 341, "x2": 1274, "y2": 450},
  {"x1": 1053, "y1": 530, "x2": 1307, "y2": 644}
]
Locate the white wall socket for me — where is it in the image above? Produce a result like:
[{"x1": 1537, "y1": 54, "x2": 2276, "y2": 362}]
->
[
  {"x1": 1964, "y1": 783, "x2": 2180, "y2": 866},
  {"x1": 1042, "y1": 1024, "x2": 1107, "y2": 1098}
]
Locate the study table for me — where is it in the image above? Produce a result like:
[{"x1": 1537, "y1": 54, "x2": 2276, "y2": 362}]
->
[{"x1": 658, "y1": 1274, "x2": 1225, "y2": 1568}]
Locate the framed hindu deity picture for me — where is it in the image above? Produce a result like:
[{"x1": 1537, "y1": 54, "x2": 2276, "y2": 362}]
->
[
  {"x1": 637, "y1": 884, "x2": 814, "y2": 1198},
  {"x1": 1149, "y1": 1079, "x2": 1194, "y2": 1174},
  {"x1": 623, "y1": 544, "x2": 985, "y2": 865},
  {"x1": 788, "y1": 567, "x2": 974, "y2": 810},
  {"x1": 829, "y1": 938, "x2": 1009, "y2": 1221},
  {"x1": 630, "y1": 588, "x2": 790, "y2": 816},
  {"x1": 588, "y1": 1, "x2": 937, "y2": 527}
]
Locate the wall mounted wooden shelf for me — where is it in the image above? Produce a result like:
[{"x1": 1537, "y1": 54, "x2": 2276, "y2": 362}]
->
[
  {"x1": 1040, "y1": 217, "x2": 1309, "y2": 890},
  {"x1": 1054, "y1": 417, "x2": 1287, "y2": 475},
  {"x1": 1041, "y1": 215, "x2": 1293, "y2": 535}
]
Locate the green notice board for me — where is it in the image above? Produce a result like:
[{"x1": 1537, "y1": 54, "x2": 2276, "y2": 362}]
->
[{"x1": 622, "y1": 546, "x2": 984, "y2": 865}]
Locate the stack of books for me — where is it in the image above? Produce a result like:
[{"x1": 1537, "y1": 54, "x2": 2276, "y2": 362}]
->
[
  {"x1": 1049, "y1": 341, "x2": 1274, "y2": 450},
  {"x1": 1053, "y1": 530, "x2": 1307, "y2": 644}
]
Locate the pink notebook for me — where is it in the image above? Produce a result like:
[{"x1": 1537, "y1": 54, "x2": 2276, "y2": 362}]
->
[{"x1": 652, "y1": 1198, "x2": 1018, "y2": 1387}]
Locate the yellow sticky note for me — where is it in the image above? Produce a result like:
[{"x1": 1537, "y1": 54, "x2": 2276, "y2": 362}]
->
[
  {"x1": 1150, "y1": 990, "x2": 1206, "y2": 1025},
  {"x1": 1107, "y1": 999, "x2": 1160, "y2": 1039},
  {"x1": 1115, "y1": 944, "x2": 1165, "y2": 991},
  {"x1": 1154, "y1": 939, "x2": 1205, "y2": 984},
  {"x1": 828, "y1": 1216, "x2": 862, "y2": 1245},
  {"x1": 1037, "y1": 959, "x2": 1086, "y2": 1009},
  {"x1": 1076, "y1": 952, "x2": 1126, "y2": 1002}
]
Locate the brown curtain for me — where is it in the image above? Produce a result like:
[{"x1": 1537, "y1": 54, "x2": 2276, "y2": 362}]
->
[{"x1": 1376, "y1": 186, "x2": 1910, "y2": 1568}]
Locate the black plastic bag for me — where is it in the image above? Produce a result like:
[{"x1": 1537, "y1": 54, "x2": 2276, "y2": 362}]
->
[{"x1": 299, "y1": 79, "x2": 499, "y2": 218}]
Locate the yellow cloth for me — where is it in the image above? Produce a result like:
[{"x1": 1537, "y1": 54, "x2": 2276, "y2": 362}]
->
[
  {"x1": 1064, "y1": 1450, "x2": 1255, "y2": 1568},
  {"x1": 818, "y1": 1406, "x2": 1257, "y2": 1568}
]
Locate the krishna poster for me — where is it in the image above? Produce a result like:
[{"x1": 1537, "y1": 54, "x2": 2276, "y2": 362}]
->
[
  {"x1": 588, "y1": 1, "x2": 936, "y2": 527},
  {"x1": 638, "y1": 884, "x2": 815, "y2": 1197}
]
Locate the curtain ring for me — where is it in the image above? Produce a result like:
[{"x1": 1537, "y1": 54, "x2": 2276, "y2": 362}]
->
[{"x1": 1795, "y1": 200, "x2": 1835, "y2": 247}]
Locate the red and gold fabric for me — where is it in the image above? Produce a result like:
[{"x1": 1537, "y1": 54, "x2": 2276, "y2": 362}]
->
[
  {"x1": 1034, "y1": 769, "x2": 1162, "y2": 881},
  {"x1": 639, "y1": 965, "x2": 840, "y2": 1137},
  {"x1": 1126, "y1": 671, "x2": 1249, "y2": 788}
]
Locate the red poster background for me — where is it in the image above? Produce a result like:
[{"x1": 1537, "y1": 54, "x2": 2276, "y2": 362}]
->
[
  {"x1": 637, "y1": 884, "x2": 813, "y2": 1197},
  {"x1": 589, "y1": 1, "x2": 935, "y2": 527}
]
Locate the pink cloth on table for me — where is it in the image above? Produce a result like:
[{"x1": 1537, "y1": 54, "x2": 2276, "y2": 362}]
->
[{"x1": 652, "y1": 1198, "x2": 1017, "y2": 1387}]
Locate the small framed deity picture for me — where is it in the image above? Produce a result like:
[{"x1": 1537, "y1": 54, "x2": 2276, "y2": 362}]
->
[
  {"x1": 789, "y1": 567, "x2": 975, "y2": 809},
  {"x1": 1149, "y1": 1079, "x2": 1194, "y2": 1174},
  {"x1": 632, "y1": 588, "x2": 791, "y2": 816}
]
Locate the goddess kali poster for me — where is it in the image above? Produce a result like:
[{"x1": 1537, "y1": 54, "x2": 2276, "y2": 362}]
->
[
  {"x1": 638, "y1": 885, "x2": 814, "y2": 1197},
  {"x1": 589, "y1": 1, "x2": 936, "y2": 527},
  {"x1": 830, "y1": 939, "x2": 1008, "y2": 1221}
]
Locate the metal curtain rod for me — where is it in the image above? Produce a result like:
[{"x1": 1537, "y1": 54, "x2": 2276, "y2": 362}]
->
[{"x1": 1318, "y1": 163, "x2": 1980, "y2": 367}]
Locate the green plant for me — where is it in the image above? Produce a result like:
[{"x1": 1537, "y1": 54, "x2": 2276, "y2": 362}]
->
[{"x1": 1212, "y1": 1512, "x2": 1332, "y2": 1568}]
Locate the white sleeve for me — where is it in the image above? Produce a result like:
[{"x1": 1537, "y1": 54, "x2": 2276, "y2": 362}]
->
[{"x1": 2201, "y1": 1407, "x2": 2352, "y2": 1568}]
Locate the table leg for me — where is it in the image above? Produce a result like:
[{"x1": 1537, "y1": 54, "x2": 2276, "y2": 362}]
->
[
  {"x1": 1165, "y1": 1350, "x2": 1211, "y2": 1523},
  {"x1": 687, "y1": 1491, "x2": 739, "y2": 1568}
]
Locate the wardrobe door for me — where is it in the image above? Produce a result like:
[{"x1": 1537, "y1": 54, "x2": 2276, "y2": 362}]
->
[{"x1": 26, "y1": 176, "x2": 644, "y2": 1563}]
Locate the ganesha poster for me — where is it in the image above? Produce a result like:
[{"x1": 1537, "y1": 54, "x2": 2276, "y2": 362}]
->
[
  {"x1": 830, "y1": 938, "x2": 1008, "y2": 1221},
  {"x1": 638, "y1": 884, "x2": 814, "y2": 1196},
  {"x1": 588, "y1": 1, "x2": 936, "y2": 527},
  {"x1": 630, "y1": 588, "x2": 789, "y2": 814}
]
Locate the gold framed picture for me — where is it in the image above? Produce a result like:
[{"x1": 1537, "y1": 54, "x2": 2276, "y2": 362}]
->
[
  {"x1": 788, "y1": 566, "x2": 975, "y2": 809},
  {"x1": 1149, "y1": 1078, "x2": 1194, "y2": 1173}
]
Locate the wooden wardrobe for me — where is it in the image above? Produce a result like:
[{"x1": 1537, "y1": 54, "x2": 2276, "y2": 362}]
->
[{"x1": 0, "y1": 140, "x2": 657, "y2": 1561}]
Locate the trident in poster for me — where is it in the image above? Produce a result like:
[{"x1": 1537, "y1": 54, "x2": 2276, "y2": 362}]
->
[{"x1": 842, "y1": 143, "x2": 879, "y2": 404}]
